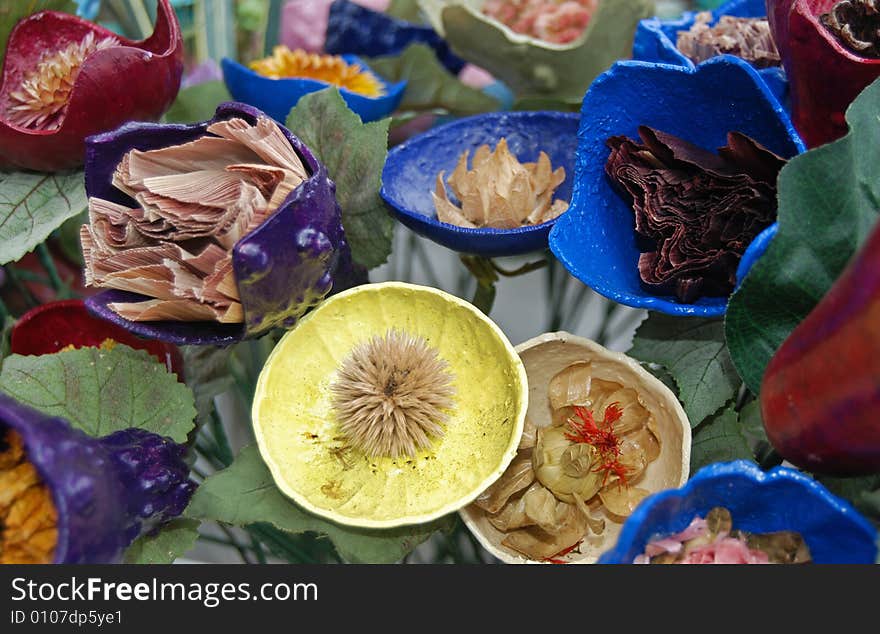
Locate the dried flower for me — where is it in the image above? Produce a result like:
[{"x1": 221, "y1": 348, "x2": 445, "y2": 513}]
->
[
  {"x1": 432, "y1": 138, "x2": 569, "y2": 229},
  {"x1": 252, "y1": 282, "x2": 527, "y2": 528},
  {"x1": 330, "y1": 329, "x2": 456, "y2": 459},
  {"x1": 5, "y1": 32, "x2": 119, "y2": 131},
  {"x1": 0, "y1": 0, "x2": 183, "y2": 171},
  {"x1": 0, "y1": 429, "x2": 57, "y2": 564},
  {"x1": 482, "y1": 0, "x2": 598, "y2": 44},
  {"x1": 249, "y1": 46, "x2": 386, "y2": 97},
  {"x1": 0, "y1": 395, "x2": 194, "y2": 563},
  {"x1": 676, "y1": 12, "x2": 781, "y2": 68},
  {"x1": 605, "y1": 125, "x2": 786, "y2": 303},
  {"x1": 820, "y1": 0, "x2": 880, "y2": 57},
  {"x1": 82, "y1": 116, "x2": 309, "y2": 324}
]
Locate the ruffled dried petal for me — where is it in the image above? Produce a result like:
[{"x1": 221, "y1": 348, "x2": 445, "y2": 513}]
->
[
  {"x1": 482, "y1": 0, "x2": 598, "y2": 44},
  {"x1": 82, "y1": 116, "x2": 308, "y2": 324},
  {"x1": 676, "y1": 12, "x2": 781, "y2": 68},
  {"x1": 820, "y1": 0, "x2": 880, "y2": 57},
  {"x1": 605, "y1": 126, "x2": 786, "y2": 303}
]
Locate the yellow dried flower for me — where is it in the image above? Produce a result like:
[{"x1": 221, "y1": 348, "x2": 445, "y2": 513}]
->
[{"x1": 249, "y1": 46, "x2": 386, "y2": 98}]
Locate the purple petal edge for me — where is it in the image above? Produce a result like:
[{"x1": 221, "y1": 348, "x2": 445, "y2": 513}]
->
[
  {"x1": 0, "y1": 394, "x2": 195, "y2": 563},
  {"x1": 83, "y1": 101, "x2": 353, "y2": 345}
]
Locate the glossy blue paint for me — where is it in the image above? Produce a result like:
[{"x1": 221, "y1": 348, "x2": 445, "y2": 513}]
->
[
  {"x1": 735, "y1": 222, "x2": 778, "y2": 289},
  {"x1": 548, "y1": 58, "x2": 805, "y2": 317},
  {"x1": 381, "y1": 111, "x2": 581, "y2": 257},
  {"x1": 221, "y1": 55, "x2": 406, "y2": 124},
  {"x1": 632, "y1": 0, "x2": 789, "y2": 107},
  {"x1": 598, "y1": 460, "x2": 879, "y2": 564}
]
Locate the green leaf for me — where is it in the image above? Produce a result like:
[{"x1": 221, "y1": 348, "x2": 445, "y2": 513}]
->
[
  {"x1": 737, "y1": 398, "x2": 780, "y2": 466},
  {"x1": 689, "y1": 403, "x2": 755, "y2": 474},
  {"x1": 629, "y1": 313, "x2": 741, "y2": 427},
  {"x1": 815, "y1": 474, "x2": 880, "y2": 525},
  {"x1": 0, "y1": 316, "x2": 14, "y2": 366},
  {"x1": 185, "y1": 445, "x2": 453, "y2": 563},
  {"x1": 367, "y1": 43, "x2": 499, "y2": 117},
  {"x1": 124, "y1": 519, "x2": 201, "y2": 564},
  {"x1": 163, "y1": 80, "x2": 232, "y2": 125},
  {"x1": 53, "y1": 209, "x2": 87, "y2": 267},
  {"x1": 0, "y1": 0, "x2": 77, "y2": 68},
  {"x1": 0, "y1": 344, "x2": 196, "y2": 441},
  {"x1": 725, "y1": 78, "x2": 880, "y2": 394},
  {"x1": 0, "y1": 171, "x2": 87, "y2": 265},
  {"x1": 386, "y1": 0, "x2": 426, "y2": 23},
  {"x1": 286, "y1": 87, "x2": 394, "y2": 269}
]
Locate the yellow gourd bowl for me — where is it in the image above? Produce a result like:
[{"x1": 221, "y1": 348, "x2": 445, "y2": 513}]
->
[
  {"x1": 460, "y1": 331, "x2": 692, "y2": 563},
  {"x1": 252, "y1": 281, "x2": 528, "y2": 528}
]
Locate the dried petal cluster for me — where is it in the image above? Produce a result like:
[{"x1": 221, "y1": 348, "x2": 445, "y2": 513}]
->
[
  {"x1": 249, "y1": 46, "x2": 386, "y2": 97},
  {"x1": 330, "y1": 329, "x2": 456, "y2": 459},
  {"x1": 605, "y1": 126, "x2": 786, "y2": 303},
  {"x1": 482, "y1": 0, "x2": 598, "y2": 44},
  {"x1": 635, "y1": 507, "x2": 813, "y2": 564},
  {"x1": 821, "y1": 0, "x2": 880, "y2": 58},
  {"x1": 432, "y1": 138, "x2": 568, "y2": 229},
  {"x1": 676, "y1": 12, "x2": 781, "y2": 68},
  {"x1": 0, "y1": 429, "x2": 57, "y2": 564},
  {"x1": 82, "y1": 116, "x2": 308, "y2": 323},
  {"x1": 473, "y1": 362, "x2": 661, "y2": 561},
  {"x1": 5, "y1": 32, "x2": 119, "y2": 130}
]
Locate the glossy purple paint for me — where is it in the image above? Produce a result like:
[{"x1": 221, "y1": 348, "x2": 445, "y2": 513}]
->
[
  {"x1": 0, "y1": 394, "x2": 194, "y2": 564},
  {"x1": 84, "y1": 102, "x2": 352, "y2": 345}
]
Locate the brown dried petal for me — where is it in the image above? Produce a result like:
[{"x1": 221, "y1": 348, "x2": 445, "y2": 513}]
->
[
  {"x1": 821, "y1": 0, "x2": 880, "y2": 58},
  {"x1": 677, "y1": 12, "x2": 781, "y2": 68},
  {"x1": 605, "y1": 126, "x2": 786, "y2": 302}
]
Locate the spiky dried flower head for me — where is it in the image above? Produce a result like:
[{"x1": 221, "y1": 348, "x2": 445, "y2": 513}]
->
[
  {"x1": 330, "y1": 329, "x2": 456, "y2": 459},
  {"x1": 249, "y1": 46, "x2": 386, "y2": 97},
  {"x1": 5, "y1": 32, "x2": 119, "y2": 130}
]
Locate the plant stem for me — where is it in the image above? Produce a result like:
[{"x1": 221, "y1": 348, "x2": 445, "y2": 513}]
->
[{"x1": 35, "y1": 243, "x2": 68, "y2": 298}]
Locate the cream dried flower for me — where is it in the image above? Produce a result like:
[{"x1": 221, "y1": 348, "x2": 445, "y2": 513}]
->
[{"x1": 431, "y1": 137, "x2": 569, "y2": 229}]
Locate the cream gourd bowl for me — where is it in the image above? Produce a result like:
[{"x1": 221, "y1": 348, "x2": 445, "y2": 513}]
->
[{"x1": 460, "y1": 331, "x2": 692, "y2": 563}]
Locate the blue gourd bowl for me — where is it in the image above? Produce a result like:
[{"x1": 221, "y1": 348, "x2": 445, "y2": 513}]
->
[
  {"x1": 381, "y1": 110, "x2": 581, "y2": 257},
  {"x1": 548, "y1": 58, "x2": 805, "y2": 317},
  {"x1": 598, "y1": 460, "x2": 878, "y2": 564},
  {"x1": 221, "y1": 55, "x2": 406, "y2": 124},
  {"x1": 632, "y1": 0, "x2": 789, "y2": 108}
]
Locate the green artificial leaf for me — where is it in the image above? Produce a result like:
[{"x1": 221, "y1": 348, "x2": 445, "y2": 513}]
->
[
  {"x1": 629, "y1": 313, "x2": 741, "y2": 428},
  {"x1": 286, "y1": 87, "x2": 394, "y2": 269},
  {"x1": 0, "y1": 0, "x2": 77, "y2": 68},
  {"x1": 185, "y1": 445, "x2": 453, "y2": 563},
  {"x1": 386, "y1": 0, "x2": 425, "y2": 22},
  {"x1": 737, "y1": 398, "x2": 779, "y2": 466},
  {"x1": 725, "y1": 78, "x2": 880, "y2": 394},
  {"x1": 53, "y1": 209, "x2": 87, "y2": 266},
  {"x1": 689, "y1": 403, "x2": 755, "y2": 474},
  {"x1": 367, "y1": 43, "x2": 498, "y2": 117},
  {"x1": 124, "y1": 519, "x2": 201, "y2": 564},
  {"x1": 0, "y1": 171, "x2": 87, "y2": 265},
  {"x1": 0, "y1": 344, "x2": 196, "y2": 441},
  {"x1": 163, "y1": 81, "x2": 232, "y2": 124},
  {"x1": 816, "y1": 474, "x2": 880, "y2": 525}
]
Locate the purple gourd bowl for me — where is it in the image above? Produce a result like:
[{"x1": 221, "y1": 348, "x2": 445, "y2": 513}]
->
[
  {"x1": 0, "y1": 394, "x2": 195, "y2": 564},
  {"x1": 84, "y1": 101, "x2": 361, "y2": 346}
]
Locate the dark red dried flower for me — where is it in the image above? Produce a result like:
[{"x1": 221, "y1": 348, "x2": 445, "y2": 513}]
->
[{"x1": 605, "y1": 126, "x2": 786, "y2": 303}]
